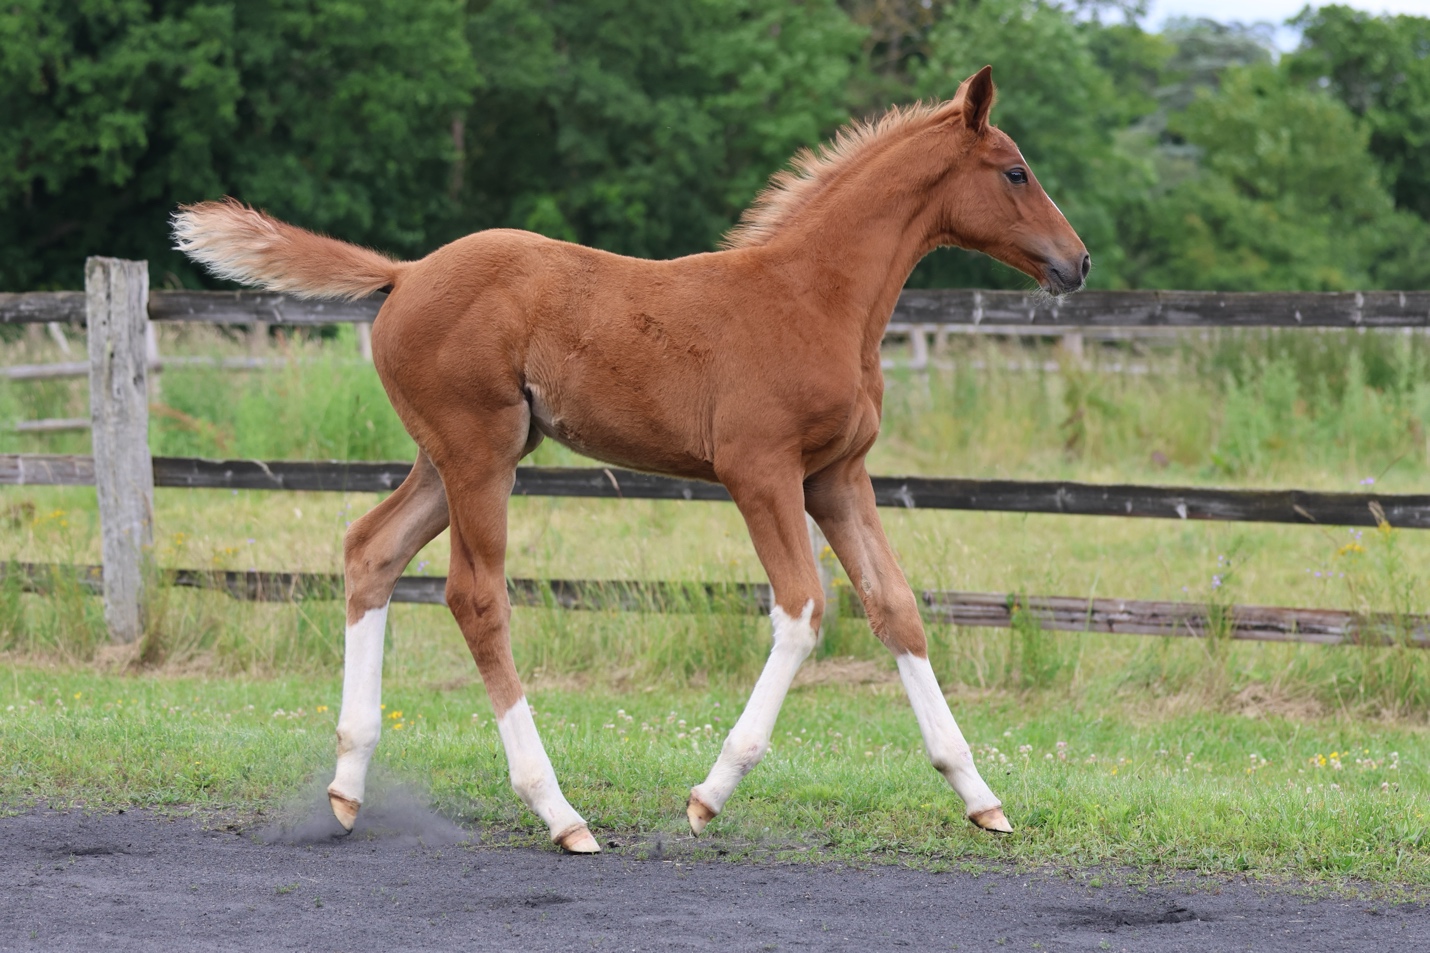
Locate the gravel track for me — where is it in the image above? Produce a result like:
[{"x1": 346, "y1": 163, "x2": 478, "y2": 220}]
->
[{"x1": 1, "y1": 805, "x2": 1425, "y2": 952}]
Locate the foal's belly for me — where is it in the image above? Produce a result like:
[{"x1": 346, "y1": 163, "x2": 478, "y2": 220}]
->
[{"x1": 524, "y1": 380, "x2": 718, "y2": 482}]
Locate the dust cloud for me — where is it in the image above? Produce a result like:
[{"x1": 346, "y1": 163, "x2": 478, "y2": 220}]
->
[{"x1": 257, "y1": 774, "x2": 472, "y2": 847}]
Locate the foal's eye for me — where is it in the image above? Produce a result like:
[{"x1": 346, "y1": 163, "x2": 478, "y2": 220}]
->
[{"x1": 1005, "y1": 168, "x2": 1028, "y2": 185}]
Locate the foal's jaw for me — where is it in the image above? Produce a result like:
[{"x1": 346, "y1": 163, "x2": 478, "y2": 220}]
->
[{"x1": 970, "y1": 193, "x2": 1089, "y2": 296}]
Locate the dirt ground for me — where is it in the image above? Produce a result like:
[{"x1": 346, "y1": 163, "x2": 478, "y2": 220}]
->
[{"x1": 1, "y1": 803, "x2": 1426, "y2": 953}]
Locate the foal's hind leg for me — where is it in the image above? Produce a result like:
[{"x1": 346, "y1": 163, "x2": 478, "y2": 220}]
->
[
  {"x1": 436, "y1": 406, "x2": 598, "y2": 854},
  {"x1": 806, "y1": 459, "x2": 1009, "y2": 831},
  {"x1": 328, "y1": 452, "x2": 449, "y2": 830},
  {"x1": 688, "y1": 462, "x2": 824, "y2": 833}
]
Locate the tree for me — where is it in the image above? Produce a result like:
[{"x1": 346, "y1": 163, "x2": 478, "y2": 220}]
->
[
  {"x1": 456, "y1": 0, "x2": 863, "y2": 259},
  {"x1": 1155, "y1": 17, "x2": 1273, "y2": 113},
  {"x1": 4, "y1": 1, "x2": 1424, "y2": 294},
  {"x1": 1123, "y1": 64, "x2": 1430, "y2": 290},
  {"x1": 0, "y1": 0, "x2": 474, "y2": 290},
  {"x1": 1287, "y1": 5, "x2": 1430, "y2": 222}
]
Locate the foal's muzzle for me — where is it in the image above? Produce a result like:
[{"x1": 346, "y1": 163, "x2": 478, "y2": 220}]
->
[{"x1": 1044, "y1": 253, "x2": 1090, "y2": 296}]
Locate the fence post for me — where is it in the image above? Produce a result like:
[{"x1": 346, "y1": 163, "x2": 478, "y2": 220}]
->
[
  {"x1": 248, "y1": 320, "x2": 269, "y2": 355},
  {"x1": 47, "y1": 322, "x2": 72, "y2": 354},
  {"x1": 86, "y1": 257, "x2": 154, "y2": 644},
  {"x1": 909, "y1": 325, "x2": 930, "y2": 371}
]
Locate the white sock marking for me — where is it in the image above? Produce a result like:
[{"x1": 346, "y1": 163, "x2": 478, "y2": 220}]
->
[
  {"x1": 896, "y1": 654, "x2": 1000, "y2": 814},
  {"x1": 330, "y1": 603, "x2": 388, "y2": 804},
  {"x1": 692, "y1": 599, "x2": 817, "y2": 814},
  {"x1": 497, "y1": 697, "x2": 587, "y2": 838}
]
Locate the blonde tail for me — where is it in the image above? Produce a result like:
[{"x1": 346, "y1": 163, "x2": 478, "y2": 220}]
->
[{"x1": 171, "y1": 198, "x2": 405, "y2": 300}]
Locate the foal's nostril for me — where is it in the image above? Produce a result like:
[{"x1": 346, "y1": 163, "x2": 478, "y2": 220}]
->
[{"x1": 1079, "y1": 254, "x2": 1091, "y2": 281}]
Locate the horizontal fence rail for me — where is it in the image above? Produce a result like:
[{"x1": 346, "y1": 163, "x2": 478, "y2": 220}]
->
[
  {"x1": 1, "y1": 454, "x2": 1422, "y2": 530},
  {"x1": 892, "y1": 289, "x2": 1430, "y2": 328},
  {"x1": 5, "y1": 562, "x2": 1424, "y2": 649},
  {"x1": 6, "y1": 288, "x2": 1430, "y2": 328},
  {"x1": 1, "y1": 354, "x2": 355, "y2": 383},
  {"x1": 0, "y1": 290, "x2": 380, "y2": 326}
]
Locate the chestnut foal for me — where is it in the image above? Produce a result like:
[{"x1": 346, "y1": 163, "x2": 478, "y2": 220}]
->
[{"x1": 175, "y1": 66, "x2": 1087, "y2": 853}]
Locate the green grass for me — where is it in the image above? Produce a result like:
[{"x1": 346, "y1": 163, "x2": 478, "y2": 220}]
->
[{"x1": 2, "y1": 665, "x2": 1426, "y2": 885}]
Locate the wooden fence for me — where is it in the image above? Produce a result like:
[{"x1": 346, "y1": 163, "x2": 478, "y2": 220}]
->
[
  {"x1": 2, "y1": 259, "x2": 1429, "y2": 648},
  {"x1": 8, "y1": 285, "x2": 1430, "y2": 327}
]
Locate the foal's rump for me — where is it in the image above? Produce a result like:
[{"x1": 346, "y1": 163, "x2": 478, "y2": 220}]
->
[{"x1": 368, "y1": 229, "x2": 731, "y2": 480}]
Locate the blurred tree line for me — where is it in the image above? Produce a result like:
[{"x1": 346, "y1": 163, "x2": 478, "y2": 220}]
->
[{"x1": 3, "y1": 0, "x2": 1428, "y2": 292}]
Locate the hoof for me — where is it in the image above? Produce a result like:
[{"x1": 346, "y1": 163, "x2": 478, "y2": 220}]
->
[
  {"x1": 968, "y1": 806, "x2": 1013, "y2": 833},
  {"x1": 327, "y1": 788, "x2": 360, "y2": 832},
  {"x1": 686, "y1": 791, "x2": 718, "y2": 836},
  {"x1": 555, "y1": 825, "x2": 601, "y2": 854}
]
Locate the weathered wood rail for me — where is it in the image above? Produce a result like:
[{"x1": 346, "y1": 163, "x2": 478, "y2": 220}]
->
[
  {"x1": 6, "y1": 287, "x2": 1430, "y2": 327},
  {"x1": 3, "y1": 262, "x2": 1428, "y2": 649},
  {"x1": 6, "y1": 562, "x2": 1425, "y2": 648},
  {"x1": 1, "y1": 354, "x2": 356, "y2": 384},
  {"x1": 2, "y1": 453, "x2": 1424, "y2": 530}
]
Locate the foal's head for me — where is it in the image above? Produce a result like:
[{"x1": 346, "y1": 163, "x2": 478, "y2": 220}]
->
[{"x1": 931, "y1": 66, "x2": 1089, "y2": 295}]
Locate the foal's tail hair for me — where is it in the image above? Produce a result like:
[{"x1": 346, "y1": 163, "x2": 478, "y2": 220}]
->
[{"x1": 171, "y1": 198, "x2": 404, "y2": 300}]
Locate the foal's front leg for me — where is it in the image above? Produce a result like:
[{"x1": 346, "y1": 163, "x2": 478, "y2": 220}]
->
[
  {"x1": 807, "y1": 462, "x2": 1010, "y2": 832},
  {"x1": 687, "y1": 470, "x2": 824, "y2": 834}
]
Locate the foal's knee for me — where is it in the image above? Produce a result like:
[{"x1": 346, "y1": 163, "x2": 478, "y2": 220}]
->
[
  {"x1": 446, "y1": 577, "x2": 509, "y2": 630},
  {"x1": 866, "y1": 587, "x2": 928, "y2": 656}
]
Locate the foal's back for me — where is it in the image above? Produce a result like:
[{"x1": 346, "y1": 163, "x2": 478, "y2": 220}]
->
[{"x1": 372, "y1": 228, "x2": 868, "y2": 480}]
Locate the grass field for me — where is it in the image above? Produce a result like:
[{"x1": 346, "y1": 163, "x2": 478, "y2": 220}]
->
[
  {"x1": 1, "y1": 324, "x2": 1428, "y2": 886},
  {"x1": 3, "y1": 665, "x2": 1425, "y2": 886}
]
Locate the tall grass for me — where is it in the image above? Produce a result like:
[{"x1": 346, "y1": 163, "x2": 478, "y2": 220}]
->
[
  {"x1": 2, "y1": 326, "x2": 1430, "y2": 716},
  {"x1": 877, "y1": 328, "x2": 1430, "y2": 486},
  {"x1": 151, "y1": 344, "x2": 413, "y2": 462},
  {"x1": 6, "y1": 324, "x2": 1430, "y2": 481}
]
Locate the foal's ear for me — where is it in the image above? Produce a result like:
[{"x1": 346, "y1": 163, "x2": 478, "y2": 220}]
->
[{"x1": 950, "y1": 65, "x2": 995, "y2": 134}]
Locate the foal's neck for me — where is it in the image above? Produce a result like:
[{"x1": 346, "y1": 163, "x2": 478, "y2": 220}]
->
[{"x1": 760, "y1": 145, "x2": 947, "y2": 347}]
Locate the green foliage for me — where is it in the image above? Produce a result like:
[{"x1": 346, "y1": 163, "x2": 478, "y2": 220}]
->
[
  {"x1": 1083, "y1": 19, "x2": 1175, "y2": 124},
  {"x1": 1289, "y1": 5, "x2": 1430, "y2": 221},
  {"x1": 2, "y1": 1, "x2": 1427, "y2": 292},
  {"x1": 1005, "y1": 600, "x2": 1078, "y2": 690},
  {"x1": 1194, "y1": 331, "x2": 1430, "y2": 481},
  {"x1": 460, "y1": 0, "x2": 861, "y2": 258},
  {"x1": 1123, "y1": 64, "x2": 1430, "y2": 290},
  {"x1": 1155, "y1": 17, "x2": 1273, "y2": 113},
  {"x1": 0, "y1": 0, "x2": 474, "y2": 291}
]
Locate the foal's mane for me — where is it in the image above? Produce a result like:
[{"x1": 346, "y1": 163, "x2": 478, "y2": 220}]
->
[{"x1": 721, "y1": 101, "x2": 947, "y2": 251}]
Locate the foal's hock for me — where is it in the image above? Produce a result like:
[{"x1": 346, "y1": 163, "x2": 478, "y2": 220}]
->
[{"x1": 174, "y1": 66, "x2": 1088, "y2": 853}]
